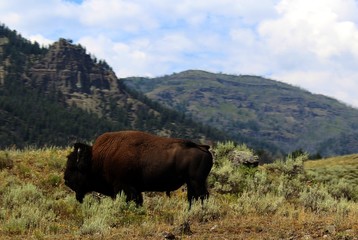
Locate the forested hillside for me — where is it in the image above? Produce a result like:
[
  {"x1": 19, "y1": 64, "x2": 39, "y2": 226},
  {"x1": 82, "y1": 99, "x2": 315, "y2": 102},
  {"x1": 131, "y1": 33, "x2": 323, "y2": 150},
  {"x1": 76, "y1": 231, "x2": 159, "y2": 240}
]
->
[
  {"x1": 123, "y1": 70, "x2": 358, "y2": 156},
  {"x1": 0, "y1": 25, "x2": 227, "y2": 149},
  {"x1": 2, "y1": 23, "x2": 358, "y2": 158}
]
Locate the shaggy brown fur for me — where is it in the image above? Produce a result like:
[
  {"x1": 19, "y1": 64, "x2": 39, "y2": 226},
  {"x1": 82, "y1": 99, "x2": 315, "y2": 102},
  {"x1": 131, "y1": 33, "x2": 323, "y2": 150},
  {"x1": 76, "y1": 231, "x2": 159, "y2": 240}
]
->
[{"x1": 64, "y1": 131, "x2": 213, "y2": 208}]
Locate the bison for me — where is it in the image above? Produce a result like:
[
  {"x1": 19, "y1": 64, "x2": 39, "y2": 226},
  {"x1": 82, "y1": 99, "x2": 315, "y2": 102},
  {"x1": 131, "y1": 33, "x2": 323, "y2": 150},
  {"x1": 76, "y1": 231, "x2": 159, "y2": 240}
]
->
[{"x1": 64, "y1": 131, "x2": 213, "y2": 208}]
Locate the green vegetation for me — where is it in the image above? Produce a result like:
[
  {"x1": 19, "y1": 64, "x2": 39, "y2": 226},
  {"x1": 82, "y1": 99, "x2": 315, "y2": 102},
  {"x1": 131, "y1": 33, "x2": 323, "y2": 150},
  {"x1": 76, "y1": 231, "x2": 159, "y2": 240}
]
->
[
  {"x1": 123, "y1": 70, "x2": 358, "y2": 157},
  {"x1": 0, "y1": 24, "x2": 228, "y2": 149},
  {"x1": 305, "y1": 154, "x2": 358, "y2": 201},
  {"x1": 3, "y1": 23, "x2": 358, "y2": 159},
  {"x1": 0, "y1": 144, "x2": 357, "y2": 239},
  {"x1": 0, "y1": 84, "x2": 119, "y2": 147},
  {"x1": 1, "y1": 23, "x2": 357, "y2": 238}
]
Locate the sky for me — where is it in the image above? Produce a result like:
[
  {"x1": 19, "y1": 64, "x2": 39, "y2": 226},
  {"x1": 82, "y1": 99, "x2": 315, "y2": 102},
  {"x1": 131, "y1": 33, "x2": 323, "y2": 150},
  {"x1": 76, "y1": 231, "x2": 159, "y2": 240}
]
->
[{"x1": 1, "y1": 0, "x2": 358, "y2": 107}]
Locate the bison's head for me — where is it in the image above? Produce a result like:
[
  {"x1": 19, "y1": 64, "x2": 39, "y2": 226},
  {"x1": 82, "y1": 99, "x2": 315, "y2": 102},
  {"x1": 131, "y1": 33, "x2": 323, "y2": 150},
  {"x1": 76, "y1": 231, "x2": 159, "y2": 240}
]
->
[{"x1": 64, "y1": 142, "x2": 92, "y2": 203}]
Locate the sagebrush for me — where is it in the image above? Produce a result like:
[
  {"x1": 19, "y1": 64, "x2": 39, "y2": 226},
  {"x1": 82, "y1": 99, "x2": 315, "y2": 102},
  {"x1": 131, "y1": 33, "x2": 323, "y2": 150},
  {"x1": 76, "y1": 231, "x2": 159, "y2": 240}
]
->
[{"x1": 0, "y1": 143, "x2": 357, "y2": 239}]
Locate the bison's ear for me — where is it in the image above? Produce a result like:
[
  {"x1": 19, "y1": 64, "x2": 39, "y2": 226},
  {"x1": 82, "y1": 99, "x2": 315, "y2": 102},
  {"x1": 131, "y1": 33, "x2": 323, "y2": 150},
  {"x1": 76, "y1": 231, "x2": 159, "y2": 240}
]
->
[{"x1": 73, "y1": 142, "x2": 92, "y2": 172}]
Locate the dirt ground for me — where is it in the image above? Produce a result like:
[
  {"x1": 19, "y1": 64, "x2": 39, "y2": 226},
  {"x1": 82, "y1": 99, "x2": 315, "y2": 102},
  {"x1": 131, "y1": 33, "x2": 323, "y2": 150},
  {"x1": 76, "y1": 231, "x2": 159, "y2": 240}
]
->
[
  {"x1": 1, "y1": 213, "x2": 357, "y2": 240},
  {"x1": 74, "y1": 213, "x2": 358, "y2": 240}
]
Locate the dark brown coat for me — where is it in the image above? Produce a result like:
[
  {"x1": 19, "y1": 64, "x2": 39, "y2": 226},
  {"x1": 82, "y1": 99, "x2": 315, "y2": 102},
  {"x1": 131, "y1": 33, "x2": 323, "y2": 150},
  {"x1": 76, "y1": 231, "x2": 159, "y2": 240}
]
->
[{"x1": 64, "y1": 131, "x2": 213, "y2": 207}]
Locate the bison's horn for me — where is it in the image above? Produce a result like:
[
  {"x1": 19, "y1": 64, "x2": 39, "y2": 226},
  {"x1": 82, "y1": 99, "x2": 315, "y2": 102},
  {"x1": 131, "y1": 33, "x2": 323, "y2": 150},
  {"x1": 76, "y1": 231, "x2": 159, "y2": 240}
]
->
[{"x1": 77, "y1": 147, "x2": 81, "y2": 163}]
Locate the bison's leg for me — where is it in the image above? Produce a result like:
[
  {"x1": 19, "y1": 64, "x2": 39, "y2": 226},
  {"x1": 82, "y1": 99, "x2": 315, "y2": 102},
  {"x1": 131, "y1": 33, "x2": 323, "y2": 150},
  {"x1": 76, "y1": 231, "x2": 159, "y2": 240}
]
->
[
  {"x1": 186, "y1": 183, "x2": 196, "y2": 209},
  {"x1": 133, "y1": 192, "x2": 143, "y2": 206},
  {"x1": 75, "y1": 191, "x2": 85, "y2": 203},
  {"x1": 187, "y1": 187, "x2": 194, "y2": 209},
  {"x1": 123, "y1": 187, "x2": 143, "y2": 206},
  {"x1": 166, "y1": 191, "x2": 171, "y2": 197},
  {"x1": 200, "y1": 190, "x2": 209, "y2": 205},
  {"x1": 187, "y1": 180, "x2": 209, "y2": 209},
  {"x1": 113, "y1": 184, "x2": 142, "y2": 206}
]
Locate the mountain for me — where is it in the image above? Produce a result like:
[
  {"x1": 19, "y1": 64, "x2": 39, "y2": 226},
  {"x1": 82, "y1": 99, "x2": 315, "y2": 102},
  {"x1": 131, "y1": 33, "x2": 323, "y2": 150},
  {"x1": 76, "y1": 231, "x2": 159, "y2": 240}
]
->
[
  {"x1": 2, "y1": 24, "x2": 357, "y2": 158},
  {"x1": 0, "y1": 25, "x2": 227, "y2": 148},
  {"x1": 123, "y1": 70, "x2": 358, "y2": 156}
]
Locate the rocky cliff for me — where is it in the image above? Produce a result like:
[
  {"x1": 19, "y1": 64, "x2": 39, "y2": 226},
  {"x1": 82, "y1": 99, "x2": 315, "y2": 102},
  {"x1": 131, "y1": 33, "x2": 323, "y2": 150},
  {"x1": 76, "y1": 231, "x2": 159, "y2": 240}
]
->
[
  {"x1": 27, "y1": 39, "x2": 126, "y2": 115},
  {"x1": 0, "y1": 26, "x2": 226, "y2": 149}
]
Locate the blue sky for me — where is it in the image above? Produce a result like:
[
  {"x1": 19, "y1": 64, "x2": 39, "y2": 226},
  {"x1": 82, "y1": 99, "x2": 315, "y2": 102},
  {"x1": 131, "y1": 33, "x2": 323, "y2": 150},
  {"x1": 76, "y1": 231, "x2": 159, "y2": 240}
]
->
[{"x1": 1, "y1": 0, "x2": 358, "y2": 107}]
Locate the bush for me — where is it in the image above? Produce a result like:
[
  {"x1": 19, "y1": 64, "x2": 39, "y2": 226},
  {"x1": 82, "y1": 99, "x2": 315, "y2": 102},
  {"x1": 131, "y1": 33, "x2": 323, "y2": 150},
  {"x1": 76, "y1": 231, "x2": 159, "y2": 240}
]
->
[
  {"x1": 299, "y1": 185, "x2": 337, "y2": 213},
  {"x1": 3, "y1": 183, "x2": 43, "y2": 209},
  {"x1": 209, "y1": 144, "x2": 309, "y2": 199},
  {"x1": 44, "y1": 174, "x2": 62, "y2": 187},
  {"x1": 209, "y1": 142, "x2": 258, "y2": 194},
  {"x1": 233, "y1": 191, "x2": 284, "y2": 215},
  {"x1": 212, "y1": 141, "x2": 237, "y2": 160},
  {"x1": 327, "y1": 179, "x2": 358, "y2": 201},
  {"x1": 264, "y1": 154, "x2": 308, "y2": 200},
  {"x1": 265, "y1": 153, "x2": 307, "y2": 179},
  {"x1": 79, "y1": 193, "x2": 146, "y2": 235},
  {"x1": 0, "y1": 147, "x2": 357, "y2": 238},
  {"x1": 52, "y1": 195, "x2": 82, "y2": 223},
  {"x1": 4, "y1": 204, "x2": 56, "y2": 234},
  {"x1": 184, "y1": 197, "x2": 225, "y2": 223},
  {"x1": 0, "y1": 151, "x2": 13, "y2": 170},
  {"x1": 1, "y1": 183, "x2": 56, "y2": 234}
]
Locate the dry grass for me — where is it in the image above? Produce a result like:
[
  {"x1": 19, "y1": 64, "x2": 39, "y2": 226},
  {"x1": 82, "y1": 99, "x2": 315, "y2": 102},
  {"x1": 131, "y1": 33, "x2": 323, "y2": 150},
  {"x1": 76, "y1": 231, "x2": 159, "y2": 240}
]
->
[
  {"x1": 306, "y1": 154, "x2": 358, "y2": 166},
  {"x1": 0, "y1": 147, "x2": 357, "y2": 239},
  {"x1": 305, "y1": 154, "x2": 358, "y2": 202}
]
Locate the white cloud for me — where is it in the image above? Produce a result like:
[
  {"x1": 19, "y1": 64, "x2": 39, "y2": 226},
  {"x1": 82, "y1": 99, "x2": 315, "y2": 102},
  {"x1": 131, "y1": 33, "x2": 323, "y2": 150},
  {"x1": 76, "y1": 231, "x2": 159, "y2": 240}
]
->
[
  {"x1": 259, "y1": 0, "x2": 358, "y2": 60},
  {"x1": 256, "y1": 0, "x2": 358, "y2": 106},
  {"x1": 27, "y1": 34, "x2": 53, "y2": 47},
  {"x1": 78, "y1": 0, "x2": 158, "y2": 32},
  {"x1": 1, "y1": 0, "x2": 358, "y2": 107},
  {"x1": 79, "y1": 35, "x2": 160, "y2": 77},
  {"x1": 0, "y1": 0, "x2": 80, "y2": 42}
]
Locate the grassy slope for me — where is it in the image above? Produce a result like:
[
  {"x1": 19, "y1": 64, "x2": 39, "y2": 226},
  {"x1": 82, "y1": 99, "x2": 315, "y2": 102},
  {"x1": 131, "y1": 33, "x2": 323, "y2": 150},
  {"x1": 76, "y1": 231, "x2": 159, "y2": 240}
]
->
[
  {"x1": 0, "y1": 147, "x2": 357, "y2": 239},
  {"x1": 305, "y1": 154, "x2": 358, "y2": 186},
  {"x1": 123, "y1": 70, "x2": 358, "y2": 156}
]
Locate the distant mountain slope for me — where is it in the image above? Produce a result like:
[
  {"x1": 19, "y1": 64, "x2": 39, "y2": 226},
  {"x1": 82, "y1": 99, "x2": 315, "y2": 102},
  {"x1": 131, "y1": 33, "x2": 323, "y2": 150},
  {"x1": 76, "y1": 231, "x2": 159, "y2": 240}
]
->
[
  {"x1": 3, "y1": 24, "x2": 357, "y2": 158},
  {"x1": 123, "y1": 70, "x2": 358, "y2": 156},
  {"x1": 0, "y1": 25, "x2": 227, "y2": 148}
]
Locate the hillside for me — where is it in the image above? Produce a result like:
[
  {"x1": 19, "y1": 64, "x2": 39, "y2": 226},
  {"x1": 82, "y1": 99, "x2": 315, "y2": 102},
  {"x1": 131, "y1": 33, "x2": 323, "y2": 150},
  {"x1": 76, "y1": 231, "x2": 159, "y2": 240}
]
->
[
  {"x1": 2, "y1": 23, "x2": 358, "y2": 158},
  {"x1": 0, "y1": 25, "x2": 226, "y2": 148},
  {"x1": 305, "y1": 154, "x2": 358, "y2": 190},
  {"x1": 123, "y1": 70, "x2": 358, "y2": 156}
]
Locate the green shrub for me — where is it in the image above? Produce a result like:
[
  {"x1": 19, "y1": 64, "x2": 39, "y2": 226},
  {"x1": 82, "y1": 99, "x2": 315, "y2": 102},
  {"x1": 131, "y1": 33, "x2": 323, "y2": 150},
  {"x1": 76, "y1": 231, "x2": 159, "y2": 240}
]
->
[
  {"x1": 209, "y1": 163, "x2": 257, "y2": 194},
  {"x1": 265, "y1": 153, "x2": 307, "y2": 179},
  {"x1": 264, "y1": 154, "x2": 308, "y2": 200},
  {"x1": 79, "y1": 214, "x2": 108, "y2": 236},
  {"x1": 276, "y1": 175, "x2": 305, "y2": 200},
  {"x1": 1, "y1": 183, "x2": 56, "y2": 234},
  {"x1": 45, "y1": 174, "x2": 62, "y2": 187},
  {"x1": 145, "y1": 191, "x2": 186, "y2": 212},
  {"x1": 233, "y1": 191, "x2": 284, "y2": 215},
  {"x1": 299, "y1": 185, "x2": 336, "y2": 213},
  {"x1": 246, "y1": 170, "x2": 271, "y2": 195},
  {"x1": 78, "y1": 193, "x2": 146, "y2": 235},
  {"x1": 17, "y1": 163, "x2": 32, "y2": 178},
  {"x1": 209, "y1": 142, "x2": 258, "y2": 194},
  {"x1": 335, "y1": 199, "x2": 352, "y2": 217},
  {"x1": 212, "y1": 141, "x2": 236, "y2": 160},
  {"x1": 3, "y1": 183, "x2": 43, "y2": 209},
  {"x1": 184, "y1": 197, "x2": 224, "y2": 223},
  {"x1": 327, "y1": 179, "x2": 358, "y2": 201},
  {"x1": 4, "y1": 205, "x2": 56, "y2": 234},
  {"x1": 52, "y1": 195, "x2": 82, "y2": 223},
  {"x1": 0, "y1": 151, "x2": 13, "y2": 170}
]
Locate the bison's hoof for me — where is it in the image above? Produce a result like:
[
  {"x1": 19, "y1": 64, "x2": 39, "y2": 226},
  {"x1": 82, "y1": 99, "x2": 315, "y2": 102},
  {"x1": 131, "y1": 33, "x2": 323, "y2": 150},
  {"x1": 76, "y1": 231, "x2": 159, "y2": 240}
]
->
[{"x1": 161, "y1": 231, "x2": 175, "y2": 239}]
